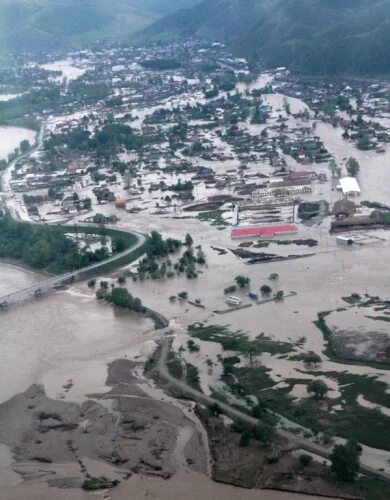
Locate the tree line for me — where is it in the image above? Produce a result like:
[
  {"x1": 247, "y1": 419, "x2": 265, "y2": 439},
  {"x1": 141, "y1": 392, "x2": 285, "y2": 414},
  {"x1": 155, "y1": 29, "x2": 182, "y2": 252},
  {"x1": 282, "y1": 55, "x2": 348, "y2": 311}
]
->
[{"x1": 0, "y1": 212, "x2": 123, "y2": 273}]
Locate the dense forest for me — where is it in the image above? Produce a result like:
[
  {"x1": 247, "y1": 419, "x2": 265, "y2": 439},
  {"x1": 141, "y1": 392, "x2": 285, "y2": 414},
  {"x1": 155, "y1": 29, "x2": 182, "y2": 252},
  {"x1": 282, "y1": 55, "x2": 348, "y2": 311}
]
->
[
  {"x1": 136, "y1": 0, "x2": 390, "y2": 76},
  {"x1": 0, "y1": 212, "x2": 119, "y2": 273}
]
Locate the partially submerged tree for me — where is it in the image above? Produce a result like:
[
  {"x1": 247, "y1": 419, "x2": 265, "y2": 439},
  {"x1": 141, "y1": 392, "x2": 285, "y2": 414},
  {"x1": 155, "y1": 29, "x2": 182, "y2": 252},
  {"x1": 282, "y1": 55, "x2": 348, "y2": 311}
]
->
[
  {"x1": 303, "y1": 351, "x2": 322, "y2": 366},
  {"x1": 274, "y1": 290, "x2": 284, "y2": 301},
  {"x1": 260, "y1": 284, "x2": 272, "y2": 295},
  {"x1": 346, "y1": 157, "x2": 360, "y2": 177},
  {"x1": 185, "y1": 233, "x2": 193, "y2": 246},
  {"x1": 235, "y1": 275, "x2": 250, "y2": 288},
  {"x1": 330, "y1": 441, "x2": 361, "y2": 482},
  {"x1": 307, "y1": 379, "x2": 329, "y2": 399}
]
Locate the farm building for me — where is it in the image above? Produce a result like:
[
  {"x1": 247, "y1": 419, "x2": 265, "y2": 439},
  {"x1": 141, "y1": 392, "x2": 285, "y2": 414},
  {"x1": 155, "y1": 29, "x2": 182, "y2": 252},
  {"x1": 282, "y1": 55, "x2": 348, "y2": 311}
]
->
[{"x1": 231, "y1": 224, "x2": 298, "y2": 239}]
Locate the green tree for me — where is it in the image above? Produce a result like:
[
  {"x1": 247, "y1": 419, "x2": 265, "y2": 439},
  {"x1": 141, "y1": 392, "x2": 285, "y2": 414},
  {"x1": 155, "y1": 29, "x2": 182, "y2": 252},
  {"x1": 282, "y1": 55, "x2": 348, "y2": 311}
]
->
[
  {"x1": 346, "y1": 157, "x2": 360, "y2": 177},
  {"x1": 329, "y1": 159, "x2": 338, "y2": 178},
  {"x1": 239, "y1": 430, "x2": 251, "y2": 447},
  {"x1": 187, "y1": 340, "x2": 200, "y2": 352},
  {"x1": 87, "y1": 278, "x2": 96, "y2": 288},
  {"x1": 330, "y1": 441, "x2": 360, "y2": 482},
  {"x1": 112, "y1": 237, "x2": 127, "y2": 253},
  {"x1": 207, "y1": 402, "x2": 221, "y2": 416},
  {"x1": 20, "y1": 139, "x2": 30, "y2": 154},
  {"x1": 302, "y1": 352, "x2": 322, "y2": 366},
  {"x1": 83, "y1": 197, "x2": 92, "y2": 210},
  {"x1": 253, "y1": 422, "x2": 275, "y2": 444},
  {"x1": 100, "y1": 281, "x2": 109, "y2": 290},
  {"x1": 299, "y1": 454, "x2": 313, "y2": 467},
  {"x1": 235, "y1": 275, "x2": 250, "y2": 288},
  {"x1": 307, "y1": 380, "x2": 329, "y2": 399},
  {"x1": 185, "y1": 233, "x2": 193, "y2": 246},
  {"x1": 28, "y1": 239, "x2": 52, "y2": 268},
  {"x1": 260, "y1": 284, "x2": 272, "y2": 295},
  {"x1": 241, "y1": 341, "x2": 261, "y2": 365},
  {"x1": 274, "y1": 290, "x2": 284, "y2": 301}
]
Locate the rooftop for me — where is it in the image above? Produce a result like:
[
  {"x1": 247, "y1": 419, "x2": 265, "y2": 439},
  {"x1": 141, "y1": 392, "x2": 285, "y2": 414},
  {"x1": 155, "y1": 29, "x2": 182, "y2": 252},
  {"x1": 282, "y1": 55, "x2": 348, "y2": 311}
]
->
[{"x1": 231, "y1": 224, "x2": 298, "y2": 239}]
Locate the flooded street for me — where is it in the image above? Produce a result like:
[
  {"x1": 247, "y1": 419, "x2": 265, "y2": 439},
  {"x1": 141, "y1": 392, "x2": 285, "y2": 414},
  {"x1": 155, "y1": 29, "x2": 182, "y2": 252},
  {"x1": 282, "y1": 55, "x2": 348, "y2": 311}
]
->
[{"x1": 316, "y1": 122, "x2": 390, "y2": 204}]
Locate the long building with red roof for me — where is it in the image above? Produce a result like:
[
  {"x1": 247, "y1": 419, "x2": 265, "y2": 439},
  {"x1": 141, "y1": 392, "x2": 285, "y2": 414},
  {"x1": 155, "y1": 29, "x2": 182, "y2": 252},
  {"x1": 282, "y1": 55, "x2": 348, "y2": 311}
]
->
[{"x1": 231, "y1": 224, "x2": 298, "y2": 239}]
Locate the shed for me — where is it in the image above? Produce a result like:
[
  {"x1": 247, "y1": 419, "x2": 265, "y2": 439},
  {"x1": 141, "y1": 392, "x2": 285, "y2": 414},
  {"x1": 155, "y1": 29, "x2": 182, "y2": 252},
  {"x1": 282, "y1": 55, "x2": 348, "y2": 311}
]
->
[
  {"x1": 337, "y1": 177, "x2": 361, "y2": 196},
  {"x1": 333, "y1": 199, "x2": 357, "y2": 218}
]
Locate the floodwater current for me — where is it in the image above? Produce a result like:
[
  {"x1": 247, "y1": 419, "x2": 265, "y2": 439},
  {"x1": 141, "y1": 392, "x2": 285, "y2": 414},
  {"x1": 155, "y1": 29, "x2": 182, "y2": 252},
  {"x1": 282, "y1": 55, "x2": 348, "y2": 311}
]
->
[
  {"x1": 0, "y1": 263, "x2": 153, "y2": 405},
  {"x1": 0, "y1": 70, "x2": 389, "y2": 493}
]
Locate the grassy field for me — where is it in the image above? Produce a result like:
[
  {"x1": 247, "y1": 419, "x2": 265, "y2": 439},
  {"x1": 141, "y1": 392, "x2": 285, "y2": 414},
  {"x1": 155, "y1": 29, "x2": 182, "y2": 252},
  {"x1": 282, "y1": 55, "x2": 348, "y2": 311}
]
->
[
  {"x1": 222, "y1": 364, "x2": 390, "y2": 450},
  {"x1": 197, "y1": 210, "x2": 229, "y2": 228},
  {"x1": 328, "y1": 477, "x2": 390, "y2": 500},
  {"x1": 188, "y1": 323, "x2": 295, "y2": 356}
]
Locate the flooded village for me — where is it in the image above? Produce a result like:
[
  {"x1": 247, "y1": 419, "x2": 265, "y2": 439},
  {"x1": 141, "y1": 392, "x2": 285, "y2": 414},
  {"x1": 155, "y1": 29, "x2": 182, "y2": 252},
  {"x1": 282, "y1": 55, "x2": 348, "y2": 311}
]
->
[{"x1": 0, "y1": 39, "x2": 390, "y2": 500}]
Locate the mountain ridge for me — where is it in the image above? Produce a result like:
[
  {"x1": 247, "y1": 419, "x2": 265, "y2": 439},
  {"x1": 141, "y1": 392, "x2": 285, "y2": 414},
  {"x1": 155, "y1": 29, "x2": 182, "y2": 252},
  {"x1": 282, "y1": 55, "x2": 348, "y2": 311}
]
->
[
  {"x1": 134, "y1": 0, "x2": 390, "y2": 76},
  {"x1": 0, "y1": 0, "x2": 198, "y2": 55}
]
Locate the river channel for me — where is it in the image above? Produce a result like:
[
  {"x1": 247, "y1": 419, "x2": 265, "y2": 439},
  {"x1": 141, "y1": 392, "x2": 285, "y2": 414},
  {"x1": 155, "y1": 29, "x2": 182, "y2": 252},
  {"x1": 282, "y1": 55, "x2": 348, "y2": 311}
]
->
[{"x1": 0, "y1": 263, "x2": 154, "y2": 405}]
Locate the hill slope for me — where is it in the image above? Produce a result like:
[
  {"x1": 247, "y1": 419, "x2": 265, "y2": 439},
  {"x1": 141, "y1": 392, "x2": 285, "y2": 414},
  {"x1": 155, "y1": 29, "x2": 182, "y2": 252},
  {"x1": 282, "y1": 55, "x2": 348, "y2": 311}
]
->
[
  {"x1": 0, "y1": 0, "x2": 197, "y2": 54},
  {"x1": 135, "y1": 0, "x2": 390, "y2": 76}
]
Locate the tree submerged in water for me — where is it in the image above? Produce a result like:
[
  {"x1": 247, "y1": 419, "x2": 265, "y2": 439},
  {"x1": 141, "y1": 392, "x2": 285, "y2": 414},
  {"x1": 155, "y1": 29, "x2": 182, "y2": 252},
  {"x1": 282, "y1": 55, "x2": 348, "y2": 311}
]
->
[
  {"x1": 103, "y1": 286, "x2": 144, "y2": 313},
  {"x1": 330, "y1": 441, "x2": 361, "y2": 482}
]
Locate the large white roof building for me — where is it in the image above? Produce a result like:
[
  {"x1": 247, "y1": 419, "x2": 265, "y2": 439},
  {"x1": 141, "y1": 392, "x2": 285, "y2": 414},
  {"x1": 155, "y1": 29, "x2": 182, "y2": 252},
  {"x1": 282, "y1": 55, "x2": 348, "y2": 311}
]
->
[{"x1": 338, "y1": 177, "x2": 361, "y2": 196}]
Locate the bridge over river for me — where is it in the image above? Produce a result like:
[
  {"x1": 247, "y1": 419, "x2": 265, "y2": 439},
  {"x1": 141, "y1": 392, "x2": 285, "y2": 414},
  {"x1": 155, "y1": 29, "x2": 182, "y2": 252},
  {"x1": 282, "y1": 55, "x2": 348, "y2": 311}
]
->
[{"x1": 0, "y1": 224, "x2": 146, "y2": 307}]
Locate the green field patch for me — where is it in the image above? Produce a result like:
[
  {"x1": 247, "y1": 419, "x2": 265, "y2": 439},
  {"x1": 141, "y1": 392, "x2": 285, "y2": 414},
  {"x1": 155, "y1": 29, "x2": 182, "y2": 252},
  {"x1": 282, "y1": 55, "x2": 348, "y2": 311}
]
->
[
  {"x1": 222, "y1": 362, "x2": 390, "y2": 450},
  {"x1": 188, "y1": 323, "x2": 294, "y2": 356},
  {"x1": 197, "y1": 210, "x2": 229, "y2": 228},
  {"x1": 365, "y1": 315, "x2": 390, "y2": 323}
]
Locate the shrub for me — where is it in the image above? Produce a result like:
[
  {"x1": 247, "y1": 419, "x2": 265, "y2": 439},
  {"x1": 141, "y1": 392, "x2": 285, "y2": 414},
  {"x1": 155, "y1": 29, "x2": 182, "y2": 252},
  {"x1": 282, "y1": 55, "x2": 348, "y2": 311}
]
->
[
  {"x1": 330, "y1": 441, "x2": 360, "y2": 482},
  {"x1": 187, "y1": 340, "x2": 200, "y2": 352},
  {"x1": 239, "y1": 431, "x2": 251, "y2": 447},
  {"x1": 82, "y1": 476, "x2": 119, "y2": 491},
  {"x1": 260, "y1": 284, "x2": 272, "y2": 295},
  {"x1": 299, "y1": 453, "x2": 313, "y2": 467}
]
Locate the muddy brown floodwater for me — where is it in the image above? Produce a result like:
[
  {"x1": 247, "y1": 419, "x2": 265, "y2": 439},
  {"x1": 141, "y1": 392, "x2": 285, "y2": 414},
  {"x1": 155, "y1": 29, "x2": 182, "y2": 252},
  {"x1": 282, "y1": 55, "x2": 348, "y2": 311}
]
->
[{"x1": 1, "y1": 70, "x2": 389, "y2": 498}]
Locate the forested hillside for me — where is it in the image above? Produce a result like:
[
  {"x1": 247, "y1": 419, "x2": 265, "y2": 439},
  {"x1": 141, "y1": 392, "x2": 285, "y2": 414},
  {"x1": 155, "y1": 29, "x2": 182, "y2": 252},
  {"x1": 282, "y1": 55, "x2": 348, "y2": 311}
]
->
[
  {"x1": 136, "y1": 0, "x2": 390, "y2": 75},
  {"x1": 0, "y1": 0, "x2": 197, "y2": 54}
]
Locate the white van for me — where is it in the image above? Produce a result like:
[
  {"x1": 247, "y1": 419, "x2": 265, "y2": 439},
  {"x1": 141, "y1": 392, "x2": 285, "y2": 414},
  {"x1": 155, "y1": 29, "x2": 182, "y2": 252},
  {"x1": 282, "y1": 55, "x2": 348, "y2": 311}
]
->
[{"x1": 226, "y1": 296, "x2": 242, "y2": 306}]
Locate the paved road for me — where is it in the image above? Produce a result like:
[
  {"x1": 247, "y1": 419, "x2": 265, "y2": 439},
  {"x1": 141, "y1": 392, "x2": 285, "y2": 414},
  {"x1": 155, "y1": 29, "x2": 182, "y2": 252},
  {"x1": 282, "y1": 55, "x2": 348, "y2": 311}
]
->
[{"x1": 155, "y1": 338, "x2": 390, "y2": 482}]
